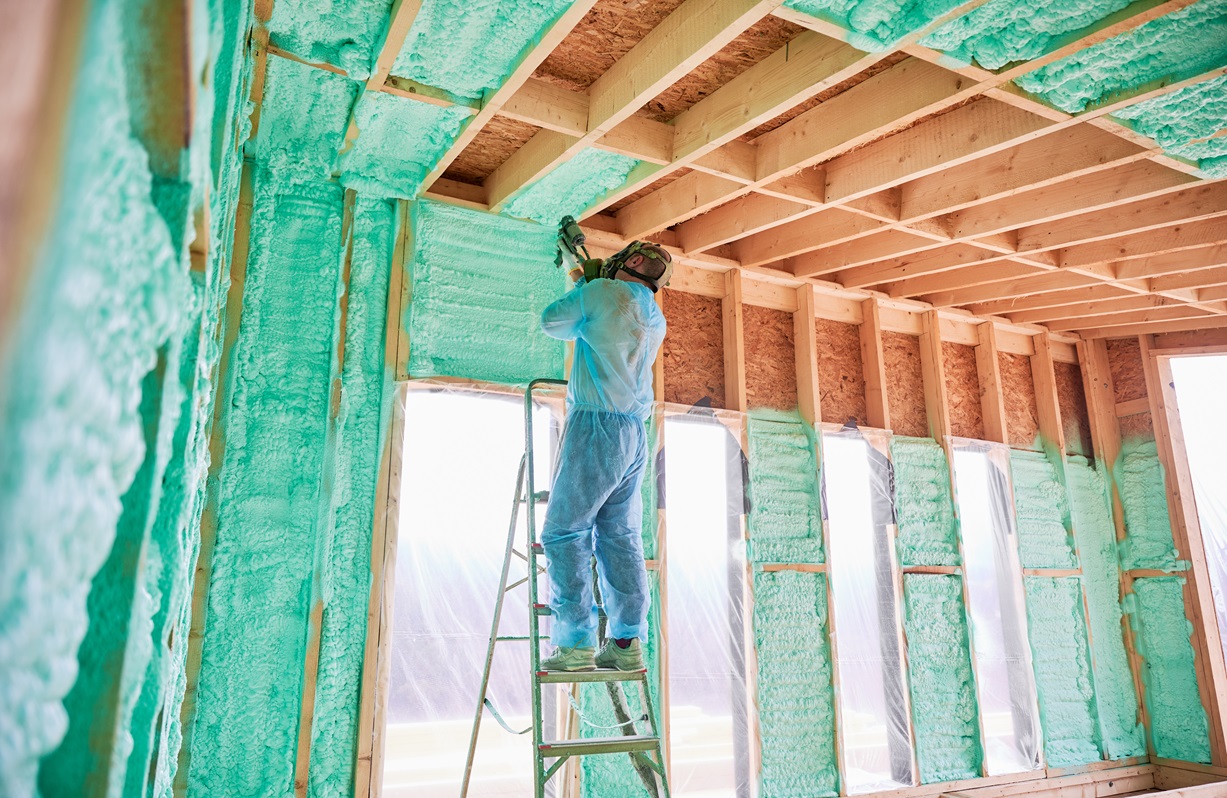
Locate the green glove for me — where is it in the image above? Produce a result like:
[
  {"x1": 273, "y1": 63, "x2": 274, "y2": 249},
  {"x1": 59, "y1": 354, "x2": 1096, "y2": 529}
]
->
[{"x1": 582, "y1": 258, "x2": 604, "y2": 282}]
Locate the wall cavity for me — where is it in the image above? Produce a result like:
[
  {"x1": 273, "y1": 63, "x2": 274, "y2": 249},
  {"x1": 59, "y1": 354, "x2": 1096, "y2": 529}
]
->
[
  {"x1": 1023, "y1": 576, "x2": 1100, "y2": 767},
  {"x1": 891, "y1": 436, "x2": 960, "y2": 566},
  {"x1": 340, "y1": 92, "x2": 469, "y2": 199},
  {"x1": 392, "y1": 0, "x2": 573, "y2": 101},
  {"x1": 1127, "y1": 577, "x2": 1211, "y2": 762},
  {"x1": 1014, "y1": 0, "x2": 1227, "y2": 113},
  {"x1": 503, "y1": 147, "x2": 642, "y2": 224},
  {"x1": 753, "y1": 570, "x2": 839, "y2": 797},
  {"x1": 1065, "y1": 457, "x2": 1146, "y2": 758},
  {"x1": 746, "y1": 412, "x2": 823, "y2": 564},
  {"x1": 1010, "y1": 450, "x2": 1077, "y2": 569},
  {"x1": 1117, "y1": 438, "x2": 1180, "y2": 571},
  {"x1": 254, "y1": 55, "x2": 358, "y2": 184},
  {"x1": 268, "y1": 0, "x2": 394, "y2": 80},
  {"x1": 902, "y1": 574, "x2": 980, "y2": 782},
  {"x1": 406, "y1": 200, "x2": 566, "y2": 383}
]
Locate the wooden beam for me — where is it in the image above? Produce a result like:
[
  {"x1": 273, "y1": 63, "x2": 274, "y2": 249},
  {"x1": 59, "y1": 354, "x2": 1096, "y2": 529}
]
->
[
  {"x1": 1060, "y1": 217, "x2": 1227, "y2": 269},
  {"x1": 836, "y1": 243, "x2": 998, "y2": 291},
  {"x1": 794, "y1": 285, "x2": 822, "y2": 426},
  {"x1": 737, "y1": 206, "x2": 889, "y2": 267},
  {"x1": 723, "y1": 270, "x2": 747, "y2": 412},
  {"x1": 1048, "y1": 305, "x2": 1216, "y2": 333},
  {"x1": 791, "y1": 229, "x2": 943, "y2": 277},
  {"x1": 970, "y1": 284, "x2": 1136, "y2": 317},
  {"x1": 678, "y1": 192, "x2": 813, "y2": 253},
  {"x1": 367, "y1": 0, "x2": 422, "y2": 89},
  {"x1": 860, "y1": 298, "x2": 890, "y2": 429},
  {"x1": 919, "y1": 310, "x2": 952, "y2": 440},
  {"x1": 975, "y1": 322, "x2": 1008, "y2": 443},
  {"x1": 618, "y1": 171, "x2": 748, "y2": 239},
  {"x1": 1030, "y1": 332, "x2": 1066, "y2": 454},
  {"x1": 1152, "y1": 263, "x2": 1227, "y2": 293},
  {"x1": 1143, "y1": 339, "x2": 1227, "y2": 765},
  {"x1": 1078, "y1": 314, "x2": 1227, "y2": 339},
  {"x1": 1008, "y1": 294, "x2": 1181, "y2": 325},
  {"x1": 924, "y1": 271, "x2": 1106, "y2": 309}
]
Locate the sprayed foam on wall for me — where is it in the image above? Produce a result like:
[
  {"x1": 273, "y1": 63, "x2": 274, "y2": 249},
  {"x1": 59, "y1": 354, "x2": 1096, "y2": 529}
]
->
[
  {"x1": 581, "y1": 577, "x2": 662, "y2": 797},
  {"x1": 186, "y1": 172, "x2": 345, "y2": 796},
  {"x1": 1023, "y1": 577, "x2": 1101, "y2": 767},
  {"x1": 254, "y1": 55, "x2": 358, "y2": 184},
  {"x1": 753, "y1": 570, "x2": 839, "y2": 797},
  {"x1": 891, "y1": 437, "x2": 960, "y2": 566},
  {"x1": 783, "y1": 0, "x2": 963, "y2": 50},
  {"x1": 1114, "y1": 74, "x2": 1227, "y2": 177},
  {"x1": 746, "y1": 412, "x2": 823, "y2": 564},
  {"x1": 406, "y1": 200, "x2": 566, "y2": 383},
  {"x1": 307, "y1": 196, "x2": 395, "y2": 798},
  {"x1": 1116, "y1": 438, "x2": 1180, "y2": 571},
  {"x1": 503, "y1": 148, "x2": 642, "y2": 224},
  {"x1": 1064, "y1": 457, "x2": 1146, "y2": 758},
  {"x1": 0, "y1": 0, "x2": 196, "y2": 791},
  {"x1": 902, "y1": 574, "x2": 981, "y2": 783},
  {"x1": 642, "y1": 415, "x2": 660, "y2": 560},
  {"x1": 1127, "y1": 577, "x2": 1212, "y2": 762},
  {"x1": 392, "y1": 0, "x2": 573, "y2": 101},
  {"x1": 339, "y1": 92, "x2": 469, "y2": 199},
  {"x1": 1010, "y1": 450, "x2": 1077, "y2": 569},
  {"x1": 1013, "y1": 0, "x2": 1227, "y2": 113},
  {"x1": 921, "y1": 0, "x2": 1133, "y2": 69},
  {"x1": 269, "y1": 0, "x2": 394, "y2": 80}
]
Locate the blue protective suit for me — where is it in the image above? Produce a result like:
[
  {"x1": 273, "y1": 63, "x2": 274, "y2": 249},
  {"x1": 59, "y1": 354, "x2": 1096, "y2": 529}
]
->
[{"x1": 539, "y1": 277, "x2": 667, "y2": 647}]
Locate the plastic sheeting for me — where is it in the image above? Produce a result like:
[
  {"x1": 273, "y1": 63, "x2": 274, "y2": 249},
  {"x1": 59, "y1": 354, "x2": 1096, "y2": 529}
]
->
[
  {"x1": 822, "y1": 427, "x2": 916, "y2": 793},
  {"x1": 663, "y1": 413, "x2": 753, "y2": 797},
  {"x1": 384, "y1": 382, "x2": 562, "y2": 797},
  {"x1": 949, "y1": 440, "x2": 1043, "y2": 777}
]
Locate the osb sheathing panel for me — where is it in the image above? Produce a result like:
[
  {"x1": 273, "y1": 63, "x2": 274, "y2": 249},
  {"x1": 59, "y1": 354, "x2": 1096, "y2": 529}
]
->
[
  {"x1": 883, "y1": 331, "x2": 927, "y2": 438},
  {"x1": 1055, "y1": 361, "x2": 1093, "y2": 457},
  {"x1": 1000, "y1": 352, "x2": 1040, "y2": 450},
  {"x1": 1106, "y1": 337, "x2": 1146, "y2": 404},
  {"x1": 661, "y1": 288, "x2": 725, "y2": 408},
  {"x1": 1120, "y1": 411, "x2": 1155, "y2": 440},
  {"x1": 442, "y1": 115, "x2": 539, "y2": 184},
  {"x1": 607, "y1": 166, "x2": 693, "y2": 213},
  {"x1": 944, "y1": 341, "x2": 984, "y2": 440},
  {"x1": 534, "y1": 0, "x2": 687, "y2": 93},
  {"x1": 815, "y1": 318, "x2": 867, "y2": 426},
  {"x1": 642, "y1": 16, "x2": 804, "y2": 121},
  {"x1": 745, "y1": 304, "x2": 798, "y2": 411}
]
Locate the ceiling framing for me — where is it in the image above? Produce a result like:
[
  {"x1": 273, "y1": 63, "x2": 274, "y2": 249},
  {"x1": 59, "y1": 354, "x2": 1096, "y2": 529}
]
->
[{"x1": 277, "y1": 0, "x2": 1227, "y2": 340}]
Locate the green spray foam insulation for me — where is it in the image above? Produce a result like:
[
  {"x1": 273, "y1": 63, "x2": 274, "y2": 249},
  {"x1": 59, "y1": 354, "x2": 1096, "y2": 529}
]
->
[
  {"x1": 339, "y1": 91, "x2": 469, "y2": 199},
  {"x1": 1116, "y1": 438, "x2": 1180, "y2": 571},
  {"x1": 186, "y1": 173, "x2": 346, "y2": 797},
  {"x1": 784, "y1": 0, "x2": 965, "y2": 50},
  {"x1": 1013, "y1": 0, "x2": 1227, "y2": 113},
  {"x1": 392, "y1": 0, "x2": 574, "y2": 101},
  {"x1": 0, "y1": 0, "x2": 204, "y2": 791},
  {"x1": 1114, "y1": 74, "x2": 1227, "y2": 177},
  {"x1": 1064, "y1": 457, "x2": 1146, "y2": 758},
  {"x1": 752, "y1": 570, "x2": 839, "y2": 798},
  {"x1": 269, "y1": 0, "x2": 394, "y2": 80},
  {"x1": 921, "y1": 0, "x2": 1134, "y2": 69},
  {"x1": 503, "y1": 147, "x2": 642, "y2": 224},
  {"x1": 253, "y1": 54, "x2": 358, "y2": 184},
  {"x1": 406, "y1": 200, "x2": 566, "y2": 383},
  {"x1": 581, "y1": 576, "x2": 662, "y2": 797},
  {"x1": 1126, "y1": 577, "x2": 1211, "y2": 762},
  {"x1": 890, "y1": 436, "x2": 960, "y2": 566},
  {"x1": 641, "y1": 414, "x2": 660, "y2": 560},
  {"x1": 1010, "y1": 450, "x2": 1078, "y2": 569},
  {"x1": 902, "y1": 574, "x2": 981, "y2": 783},
  {"x1": 1022, "y1": 577, "x2": 1101, "y2": 767},
  {"x1": 746, "y1": 411, "x2": 823, "y2": 564},
  {"x1": 307, "y1": 196, "x2": 395, "y2": 798}
]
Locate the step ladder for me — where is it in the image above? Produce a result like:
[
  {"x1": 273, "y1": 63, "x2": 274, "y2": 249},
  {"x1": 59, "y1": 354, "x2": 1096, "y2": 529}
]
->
[{"x1": 460, "y1": 378, "x2": 670, "y2": 798}]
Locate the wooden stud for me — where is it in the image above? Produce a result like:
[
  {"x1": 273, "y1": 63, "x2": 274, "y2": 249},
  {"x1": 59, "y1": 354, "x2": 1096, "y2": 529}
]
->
[
  {"x1": 918, "y1": 310, "x2": 952, "y2": 442},
  {"x1": 367, "y1": 0, "x2": 423, "y2": 90},
  {"x1": 723, "y1": 270, "x2": 747, "y2": 413},
  {"x1": 975, "y1": 322, "x2": 1008, "y2": 444},
  {"x1": 861, "y1": 298, "x2": 891, "y2": 430},
  {"x1": 795, "y1": 284, "x2": 822, "y2": 426}
]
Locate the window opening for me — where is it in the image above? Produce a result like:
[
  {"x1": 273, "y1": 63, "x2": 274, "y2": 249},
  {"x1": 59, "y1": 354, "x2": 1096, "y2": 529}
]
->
[
  {"x1": 662, "y1": 414, "x2": 752, "y2": 796},
  {"x1": 822, "y1": 429, "x2": 915, "y2": 793},
  {"x1": 950, "y1": 442, "x2": 1042, "y2": 776}
]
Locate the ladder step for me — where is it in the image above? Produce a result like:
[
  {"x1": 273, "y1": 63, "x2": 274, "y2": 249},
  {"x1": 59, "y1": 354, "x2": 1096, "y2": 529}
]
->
[
  {"x1": 530, "y1": 543, "x2": 544, "y2": 555},
  {"x1": 538, "y1": 668, "x2": 647, "y2": 684},
  {"x1": 533, "y1": 603, "x2": 551, "y2": 616},
  {"x1": 496, "y1": 635, "x2": 531, "y2": 642},
  {"x1": 539, "y1": 735, "x2": 659, "y2": 757}
]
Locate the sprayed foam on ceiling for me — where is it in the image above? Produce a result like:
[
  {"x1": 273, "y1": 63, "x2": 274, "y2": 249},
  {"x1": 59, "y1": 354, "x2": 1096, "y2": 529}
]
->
[
  {"x1": 268, "y1": 0, "x2": 395, "y2": 80},
  {"x1": 503, "y1": 147, "x2": 642, "y2": 224},
  {"x1": 920, "y1": 0, "x2": 1133, "y2": 70},
  {"x1": 255, "y1": 55, "x2": 357, "y2": 182},
  {"x1": 1013, "y1": 0, "x2": 1227, "y2": 113},
  {"x1": 340, "y1": 92, "x2": 469, "y2": 198},
  {"x1": 1114, "y1": 73, "x2": 1227, "y2": 177},
  {"x1": 391, "y1": 0, "x2": 573, "y2": 101},
  {"x1": 783, "y1": 0, "x2": 964, "y2": 50}
]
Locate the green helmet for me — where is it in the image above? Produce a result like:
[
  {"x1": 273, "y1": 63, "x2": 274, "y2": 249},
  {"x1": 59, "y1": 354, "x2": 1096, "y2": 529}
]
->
[{"x1": 602, "y1": 241, "x2": 674, "y2": 292}]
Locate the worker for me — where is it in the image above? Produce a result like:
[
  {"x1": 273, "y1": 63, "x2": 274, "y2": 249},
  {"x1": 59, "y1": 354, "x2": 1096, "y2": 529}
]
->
[{"x1": 537, "y1": 241, "x2": 672, "y2": 672}]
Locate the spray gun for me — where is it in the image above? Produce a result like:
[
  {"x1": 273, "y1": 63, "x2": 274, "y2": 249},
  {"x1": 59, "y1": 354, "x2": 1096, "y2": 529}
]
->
[{"x1": 555, "y1": 216, "x2": 605, "y2": 282}]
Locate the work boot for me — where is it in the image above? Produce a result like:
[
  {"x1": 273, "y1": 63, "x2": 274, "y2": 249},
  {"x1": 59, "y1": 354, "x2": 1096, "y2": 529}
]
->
[
  {"x1": 541, "y1": 645, "x2": 595, "y2": 672},
  {"x1": 595, "y1": 638, "x2": 644, "y2": 671}
]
